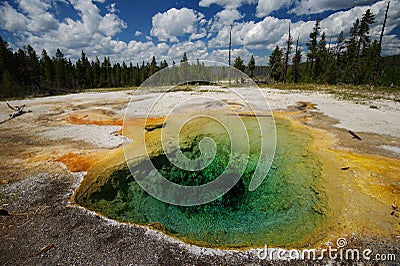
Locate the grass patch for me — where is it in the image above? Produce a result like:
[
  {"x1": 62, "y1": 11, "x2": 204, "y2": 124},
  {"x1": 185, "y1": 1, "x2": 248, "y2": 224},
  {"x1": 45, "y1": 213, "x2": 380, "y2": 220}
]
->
[
  {"x1": 0, "y1": 87, "x2": 139, "y2": 102},
  {"x1": 198, "y1": 89, "x2": 227, "y2": 93},
  {"x1": 81, "y1": 87, "x2": 138, "y2": 93},
  {"x1": 167, "y1": 85, "x2": 194, "y2": 92},
  {"x1": 2, "y1": 83, "x2": 398, "y2": 103},
  {"x1": 259, "y1": 83, "x2": 400, "y2": 103}
]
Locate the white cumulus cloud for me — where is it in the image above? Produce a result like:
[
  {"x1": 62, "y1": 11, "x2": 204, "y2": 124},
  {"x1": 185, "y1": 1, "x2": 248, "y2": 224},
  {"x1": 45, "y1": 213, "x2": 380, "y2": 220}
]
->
[
  {"x1": 1, "y1": 0, "x2": 399, "y2": 66},
  {"x1": 150, "y1": 8, "x2": 206, "y2": 42},
  {"x1": 207, "y1": 0, "x2": 400, "y2": 57},
  {"x1": 0, "y1": 2, "x2": 28, "y2": 32},
  {"x1": 291, "y1": 0, "x2": 381, "y2": 15},
  {"x1": 199, "y1": 0, "x2": 257, "y2": 9},
  {"x1": 209, "y1": 47, "x2": 252, "y2": 64},
  {"x1": 256, "y1": 0, "x2": 292, "y2": 17},
  {"x1": 200, "y1": 0, "x2": 385, "y2": 17},
  {"x1": 168, "y1": 40, "x2": 209, "y2": 61},
  {"x1": 0, "y1": 0, "x2": 127, "y2": 62},
  {"x1": 209, "y1": 9, "x2": 243, "y2": 32},
  {"x1": 208, "y1": 16, "x2": 296, "y2": 50}
]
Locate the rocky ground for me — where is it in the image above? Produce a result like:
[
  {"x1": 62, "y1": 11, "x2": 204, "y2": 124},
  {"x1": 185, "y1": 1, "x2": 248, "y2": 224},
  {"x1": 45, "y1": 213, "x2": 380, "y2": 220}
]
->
[{"x1": 0, "y1": 88, "x2": 399, "y2": 265}]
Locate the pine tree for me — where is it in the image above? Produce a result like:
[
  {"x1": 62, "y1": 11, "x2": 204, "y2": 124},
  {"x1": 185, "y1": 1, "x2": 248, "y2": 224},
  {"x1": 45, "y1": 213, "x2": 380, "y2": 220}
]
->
[
  {"x1": 358, "y1": 9, "x2": 376, "y2": 57},
  {"x1": 99, "y1": 57, "x2": 111, "y2": 87},
  {"x1": 149, "y1": 56, "x2": 158, "y2": 75},
  {"x1": 160, "y1": 60, "x2": 168, "y2": 69},
  {"x1": 133, "y1": 63, "x2": 140, "y2": 86},
  {"x1": 1, "y1": 70, "x2": 13, "y2": 97},
  {"x1": 181, "y1": 52, "x2": 188, "y2": 63},
  {"x1": 65, "y1": 58, "x2": 75, "y2": 91},
  {"x1": 306, "y1": 18, "x2": 321, "y2": 81},
  {"x1": 180, "y1": 52, "x2": 189, "y2": 83},
  {"x1": 76, "y1": 51, "x2": 86, "y2": 89},
  {"x1": 356, "y1": 9, "x2": 376, "y2": 84},
  {"x1": 269, "y1": 46, "x2": 283, "y2": 82},
  {"x1": 233, "y1": 56, "x2": 245, "y2": 72},
  {"x1": 344, "y1": 9, "x2": 376, "y2": 84},
  {"x1": 0, "y1": 37, "x2": 11, "y2": 77},
  {"x1": 14, "y1": 48, "x2": 28, "y2": 93},
  {"x1": 315, "y1": 32, "x2": 327, "y2": 82},
  {"x1": 0, "y1": 37, "x2": 15, "y2": 98},
  {"x1": 334, "y1": 31, "x2": 346, "y2": 82},
  {"x1": 54, "y1": 48, "x2": 66, "y2": 90},
  {"x1": 85, "y1": 58, "x2": 93, "y2": 88},
  {"x1": 92, "y1": 57, "x2": 101, "y2": 88},
  {"x1": 41, "y1": 49, "x2": 54, "y2": 91},
  {"x1": 248, "y1": 55, "x2": 255, "y2": 77},
  {"x1": 292, "y1": 36, "x2": 301, "y2": 83},
  {"x1": 324, "y1": 35, "x2": 339, "y2": 84},
  {"x1": 24, "y1": 45, "x2": 40, "y2": 94},
  {"x1": 345, "y1": 19, "x2": 360, "y2": 83},
  {"x1": 121, "y1": 61, "x2": 129, "y2": 86}
]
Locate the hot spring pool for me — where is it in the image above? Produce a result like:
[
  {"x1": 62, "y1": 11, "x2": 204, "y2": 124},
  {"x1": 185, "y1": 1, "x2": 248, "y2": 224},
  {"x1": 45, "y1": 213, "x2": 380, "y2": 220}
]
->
[{"x1": 74, "y1": 116, "x2": 327, "y2": 248}]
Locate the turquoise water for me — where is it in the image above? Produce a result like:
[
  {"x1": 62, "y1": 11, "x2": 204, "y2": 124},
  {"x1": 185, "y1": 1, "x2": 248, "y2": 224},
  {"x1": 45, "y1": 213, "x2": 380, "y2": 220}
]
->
[{"x1": 78, "y1": 118, "x2": 326, "y2": 248}]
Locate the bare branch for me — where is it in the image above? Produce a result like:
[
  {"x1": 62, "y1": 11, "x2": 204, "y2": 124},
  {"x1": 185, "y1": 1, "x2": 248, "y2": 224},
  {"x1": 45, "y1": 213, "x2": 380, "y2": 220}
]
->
[
  {"x1": 1, "y1": 103, "x2": 32, "y2": 124},
  {"x1": 6, "y1": 102, "x2": 16, "y2": 111}
]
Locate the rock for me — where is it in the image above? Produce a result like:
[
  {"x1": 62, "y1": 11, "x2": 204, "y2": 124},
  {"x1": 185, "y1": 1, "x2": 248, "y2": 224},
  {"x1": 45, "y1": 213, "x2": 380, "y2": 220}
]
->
[
  {"x1": 35, "y1": 243, "x2": 55, "y2": 256},
  {"x1": 0, "y1": 208, "x2": 10, "y2": 216}
]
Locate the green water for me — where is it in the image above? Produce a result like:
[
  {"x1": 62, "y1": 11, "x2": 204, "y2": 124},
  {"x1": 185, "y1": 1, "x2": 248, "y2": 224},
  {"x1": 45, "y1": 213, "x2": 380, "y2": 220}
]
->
[{"x1": 81, "y1": 118, "x2": 326, "y2": 248}]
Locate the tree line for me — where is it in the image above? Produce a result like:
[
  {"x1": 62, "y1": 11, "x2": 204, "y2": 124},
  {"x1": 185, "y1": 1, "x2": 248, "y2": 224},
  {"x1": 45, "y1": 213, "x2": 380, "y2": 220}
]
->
[
  {"x1": 0, "y1": 37, "x2": 171, "y2": 99},
  {"x1": 262, "y1": 4, "x2": 396, "y2": 86},
  {"x1": 0, "y1": 38, "x2": 252, "y2": 100},
  {"x1": 231, "y1": 4, "x2": 397, "y2": 86}
]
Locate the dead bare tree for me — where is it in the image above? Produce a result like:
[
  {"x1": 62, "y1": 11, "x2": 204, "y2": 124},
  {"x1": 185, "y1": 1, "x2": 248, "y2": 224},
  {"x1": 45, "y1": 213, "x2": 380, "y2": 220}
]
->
[
  {"x1": 0, "y1": 103, "x2": 32, "y2": 124},
  {"x1": 371, "y1": 1, "x2": 390, "y2": 87},
  {"x1": 282, "y1": 22, "x2": 293, "y2": 83},
  {"x1": 293, "y1": 35, "x2": 301, "y2": 83},
  {"x1": 228, "y1": 25, "x2": 233, "y2": 85}
]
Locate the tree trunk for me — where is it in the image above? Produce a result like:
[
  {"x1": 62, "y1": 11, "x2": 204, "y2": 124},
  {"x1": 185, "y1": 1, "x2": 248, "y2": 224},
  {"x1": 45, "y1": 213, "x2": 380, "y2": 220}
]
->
[{"x1": 371, "y1": 1, "x2": 390, "y2": 87}]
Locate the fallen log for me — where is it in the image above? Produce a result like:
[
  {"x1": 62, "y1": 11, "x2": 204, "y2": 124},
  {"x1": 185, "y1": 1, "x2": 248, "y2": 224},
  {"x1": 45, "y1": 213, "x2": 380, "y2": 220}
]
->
[
  {"x1": 348, "y1": 130, "x2": 362, "y2": 141},
  {"x1": 35, "y1": 243, "x2": 55, "y2": 256},
  {"x1": 0, "y1": 103, "x2": 32, "y2": 124}
]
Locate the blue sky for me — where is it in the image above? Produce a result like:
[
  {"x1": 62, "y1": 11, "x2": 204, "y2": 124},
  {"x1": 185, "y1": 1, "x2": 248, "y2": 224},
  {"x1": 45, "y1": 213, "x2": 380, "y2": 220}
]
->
[{"x1": 0, "y1": 0, "x2": 399, "y2": 65}]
